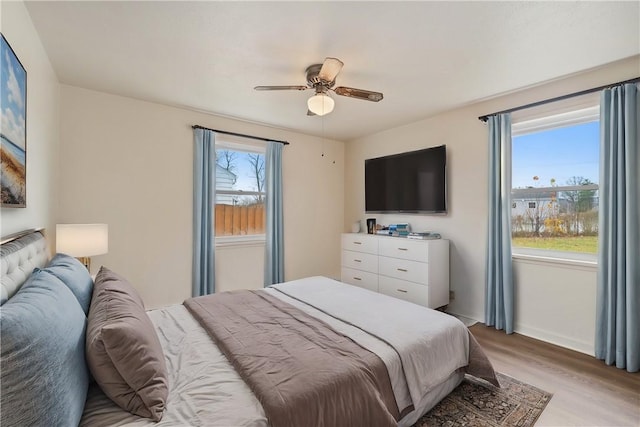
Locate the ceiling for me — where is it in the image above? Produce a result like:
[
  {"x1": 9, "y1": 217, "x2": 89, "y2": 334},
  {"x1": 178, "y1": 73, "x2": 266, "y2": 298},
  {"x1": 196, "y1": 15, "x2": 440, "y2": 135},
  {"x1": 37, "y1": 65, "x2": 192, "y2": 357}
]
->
[{"x1": 25, "y1": 1, "x2": 639, "y2": 141}]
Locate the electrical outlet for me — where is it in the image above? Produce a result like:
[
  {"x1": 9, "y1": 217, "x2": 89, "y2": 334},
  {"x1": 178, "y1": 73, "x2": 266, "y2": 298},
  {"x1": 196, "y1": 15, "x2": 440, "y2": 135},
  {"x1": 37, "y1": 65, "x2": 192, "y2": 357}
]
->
[{"x1": 449, "y1": 290, "x2": 455, "y2": 300}]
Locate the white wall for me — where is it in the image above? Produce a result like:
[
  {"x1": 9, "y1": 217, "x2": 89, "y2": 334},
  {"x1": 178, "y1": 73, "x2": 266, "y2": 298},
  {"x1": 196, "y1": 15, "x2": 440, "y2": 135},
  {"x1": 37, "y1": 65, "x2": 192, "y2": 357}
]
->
[
  {"x1": 58, "y1": 86, "x2": 344, "y2": 309},
  {"x1": 344, "y1": 56, "x2": 639, "y2": 354},
  {"x1": 0, "y1": 1, "x2": 60, "y2": 249},
  {"x1": 514, "y1": 259, "x2": 597, "y2": 354}
]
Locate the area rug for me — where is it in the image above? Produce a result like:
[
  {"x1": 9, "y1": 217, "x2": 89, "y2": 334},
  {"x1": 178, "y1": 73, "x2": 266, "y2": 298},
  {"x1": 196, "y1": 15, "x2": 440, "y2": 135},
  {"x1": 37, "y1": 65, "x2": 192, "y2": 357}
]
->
[{"x1": 413, "y1": 372, "x2": 552, "y2": 427}]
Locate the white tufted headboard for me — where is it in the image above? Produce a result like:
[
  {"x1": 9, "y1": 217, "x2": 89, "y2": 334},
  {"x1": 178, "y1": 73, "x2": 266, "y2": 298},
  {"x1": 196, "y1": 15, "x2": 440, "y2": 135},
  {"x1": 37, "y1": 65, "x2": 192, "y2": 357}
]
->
[{"x1": 0, "y1": 229, "x2": 50, "y2": 304}]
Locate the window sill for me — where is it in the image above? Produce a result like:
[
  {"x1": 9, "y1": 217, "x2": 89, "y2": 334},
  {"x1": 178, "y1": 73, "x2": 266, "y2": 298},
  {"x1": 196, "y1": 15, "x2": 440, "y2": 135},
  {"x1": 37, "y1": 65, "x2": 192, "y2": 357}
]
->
[
  {"x1": 216, "y1": 235, "x2": 266, "y2": 248},
  {"x1": 512, "y1": 248, "x2": 597, "y2": 270}
]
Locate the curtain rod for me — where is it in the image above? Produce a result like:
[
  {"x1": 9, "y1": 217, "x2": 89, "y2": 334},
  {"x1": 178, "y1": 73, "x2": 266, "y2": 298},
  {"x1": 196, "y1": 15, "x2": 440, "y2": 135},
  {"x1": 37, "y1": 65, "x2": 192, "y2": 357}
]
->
[
  {"x1": 478, "y1": 76, "x2": 640, "y2": 122},
  {"x1": 192, "y1": 125, "x2": 289, "y2": 145}
]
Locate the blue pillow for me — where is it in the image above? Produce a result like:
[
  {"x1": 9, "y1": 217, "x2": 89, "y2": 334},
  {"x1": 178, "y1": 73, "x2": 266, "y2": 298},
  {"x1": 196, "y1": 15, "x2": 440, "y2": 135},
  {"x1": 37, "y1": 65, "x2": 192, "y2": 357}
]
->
[
  {"x1": 42, "y1": 253, "x2": 94, "y2": 314},
  {"x1": 0, "y1": 269, "x2": 89, "y2": 427}
]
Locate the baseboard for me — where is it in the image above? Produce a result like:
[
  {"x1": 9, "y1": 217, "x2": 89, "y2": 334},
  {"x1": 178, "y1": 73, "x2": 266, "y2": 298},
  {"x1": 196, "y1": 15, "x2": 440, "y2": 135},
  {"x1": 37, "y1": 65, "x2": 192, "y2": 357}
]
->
[
  {"x1": 447, "y1": 310, "x2": 595, "y2": 356},
  {"x1": 446, "y1": 310, "x2": 483, "y2": 326},
  {"x1": 514, "y1": 324, "x2": 594, "y2": 356},
  {"x1": 450, "y1": 314, "x2": 478, "y2": 327}
]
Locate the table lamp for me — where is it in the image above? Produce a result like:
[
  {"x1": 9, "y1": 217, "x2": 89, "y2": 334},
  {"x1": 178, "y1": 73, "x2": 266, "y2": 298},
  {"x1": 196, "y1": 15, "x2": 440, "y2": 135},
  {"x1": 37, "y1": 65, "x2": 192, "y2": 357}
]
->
[{"x1": 56, "y1": 224, "x2": 109, "y2": 271}]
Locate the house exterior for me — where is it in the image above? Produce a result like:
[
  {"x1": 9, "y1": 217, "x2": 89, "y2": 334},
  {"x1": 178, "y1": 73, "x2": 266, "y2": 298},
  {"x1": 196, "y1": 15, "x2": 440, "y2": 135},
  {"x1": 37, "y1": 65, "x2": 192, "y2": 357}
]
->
[
  {"x1": 511, "y1": 192, "x2": 599, "y2": 235},
  {"x1": 215, "y1": 167, "x2": 237, "y2": 205}
]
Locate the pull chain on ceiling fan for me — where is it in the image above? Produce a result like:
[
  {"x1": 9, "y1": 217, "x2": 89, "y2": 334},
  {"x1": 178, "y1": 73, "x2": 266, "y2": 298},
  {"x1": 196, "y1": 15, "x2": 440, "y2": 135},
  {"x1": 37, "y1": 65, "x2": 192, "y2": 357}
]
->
[{"x1": 254, "y1": 57, "x2": 383, "y2": 116}]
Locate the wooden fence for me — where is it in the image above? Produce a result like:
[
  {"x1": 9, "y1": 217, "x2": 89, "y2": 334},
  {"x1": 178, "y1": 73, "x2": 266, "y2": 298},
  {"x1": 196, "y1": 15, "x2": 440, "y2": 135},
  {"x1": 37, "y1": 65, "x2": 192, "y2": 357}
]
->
[{"x1": 215, "y1": 203, "x2": 265, "y2": 236}]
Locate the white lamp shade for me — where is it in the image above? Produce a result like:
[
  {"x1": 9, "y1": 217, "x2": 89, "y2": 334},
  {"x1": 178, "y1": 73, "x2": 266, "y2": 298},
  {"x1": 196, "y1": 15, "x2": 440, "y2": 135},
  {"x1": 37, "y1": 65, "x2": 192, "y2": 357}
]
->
[
  {"x1": 307, "y1": 93, "x2": 335, "y2": 116},
  {"x1": 56, "y1": 224, "x2": 109, "y2": 257}
]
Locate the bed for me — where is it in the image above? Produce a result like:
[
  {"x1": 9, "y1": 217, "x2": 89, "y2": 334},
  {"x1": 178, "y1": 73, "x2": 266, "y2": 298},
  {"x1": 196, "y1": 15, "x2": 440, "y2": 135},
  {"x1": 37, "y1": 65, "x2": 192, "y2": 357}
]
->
[{"x1": 0, "y1": 229, "x2": 498, "y2": 427}]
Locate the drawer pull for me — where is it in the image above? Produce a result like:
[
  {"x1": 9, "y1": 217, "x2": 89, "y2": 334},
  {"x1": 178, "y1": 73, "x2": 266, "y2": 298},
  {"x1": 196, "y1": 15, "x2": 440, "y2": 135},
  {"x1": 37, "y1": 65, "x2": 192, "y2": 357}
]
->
[
  {"x1": 353, "y1": 277, "x2": 362, "y2": 281},
  {"x1": 354, "y1": 259, "x2": 362, "y2": 263},
  {"x1": 397, "y1": 289, "x2": 408, "y2": 293},
  {"x1": 397, "y1": 268, "x2": 408, "y2": 272},
  {"x1": 398, "y1": 248, "x2": 408, "y2": 251},
  {"x1": 353, "y1": 241, "x2": 362, "y2": 245}
]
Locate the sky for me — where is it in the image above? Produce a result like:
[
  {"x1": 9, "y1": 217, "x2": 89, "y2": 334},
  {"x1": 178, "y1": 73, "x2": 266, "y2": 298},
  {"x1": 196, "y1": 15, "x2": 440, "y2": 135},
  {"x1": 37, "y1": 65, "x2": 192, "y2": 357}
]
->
[
  {"x1": 512, "y1": 121, "x2": 599, "y2": 189},
  {"x1": 217, "y1": 150, "x2": 264, "y2": 192},
  {"x1": 1, "y1": 36, "x2": 26, "y2": 151}
]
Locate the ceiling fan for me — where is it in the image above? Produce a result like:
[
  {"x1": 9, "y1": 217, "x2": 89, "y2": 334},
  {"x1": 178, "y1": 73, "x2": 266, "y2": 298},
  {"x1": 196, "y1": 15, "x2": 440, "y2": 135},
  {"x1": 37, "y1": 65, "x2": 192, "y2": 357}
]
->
[{"x1": 254, "y1": 57, "x2": 384, "y2": 116}]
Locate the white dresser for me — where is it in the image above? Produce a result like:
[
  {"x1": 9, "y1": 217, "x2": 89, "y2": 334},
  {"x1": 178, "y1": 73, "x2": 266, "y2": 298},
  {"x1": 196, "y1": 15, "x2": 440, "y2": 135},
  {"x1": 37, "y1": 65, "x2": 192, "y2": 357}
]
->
[{"x1": 341, "y1": 233, "x2": 450, "y2": 309}]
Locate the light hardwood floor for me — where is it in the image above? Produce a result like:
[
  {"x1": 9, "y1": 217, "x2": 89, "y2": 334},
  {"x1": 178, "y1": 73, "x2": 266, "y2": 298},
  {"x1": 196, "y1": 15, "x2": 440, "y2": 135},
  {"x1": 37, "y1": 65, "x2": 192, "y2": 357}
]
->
[{"x1": 469, "y1": 324, "x2": 640, "y2": 427}]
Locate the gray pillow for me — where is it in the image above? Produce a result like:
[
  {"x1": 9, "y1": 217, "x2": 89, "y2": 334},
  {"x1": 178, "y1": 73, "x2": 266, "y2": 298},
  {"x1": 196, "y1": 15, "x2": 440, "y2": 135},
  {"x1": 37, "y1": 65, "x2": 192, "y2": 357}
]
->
[
  {"x1": 86, "y1": 267, "x2": 168, "y2": 421},
  {"x1": 0, "y1": 269, "x2": 89, "y2": 427},
  {"x1": 41, "y1": 253, "x2": 94, "y2": 314}
]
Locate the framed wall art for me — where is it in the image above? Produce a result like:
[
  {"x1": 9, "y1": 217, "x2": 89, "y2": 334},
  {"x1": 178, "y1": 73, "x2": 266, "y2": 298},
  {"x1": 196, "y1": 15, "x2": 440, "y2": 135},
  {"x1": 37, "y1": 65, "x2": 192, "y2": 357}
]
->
[{"x1": 1, "y1": 33, "x2": 27, "y2": 207}]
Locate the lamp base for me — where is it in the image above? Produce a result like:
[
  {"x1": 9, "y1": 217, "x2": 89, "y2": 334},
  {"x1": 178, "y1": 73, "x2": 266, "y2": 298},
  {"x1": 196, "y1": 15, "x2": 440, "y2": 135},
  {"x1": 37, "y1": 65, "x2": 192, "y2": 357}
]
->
[{"x1": 78, "y1": 256, "x2": 91, "y2": 272}]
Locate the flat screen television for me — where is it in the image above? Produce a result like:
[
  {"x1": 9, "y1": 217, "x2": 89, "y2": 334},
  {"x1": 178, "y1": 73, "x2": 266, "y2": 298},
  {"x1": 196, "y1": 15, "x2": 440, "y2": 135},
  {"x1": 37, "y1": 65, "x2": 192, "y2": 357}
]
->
[{"x1": 365, "y1": 145, "x2": 447, "y2": 214}]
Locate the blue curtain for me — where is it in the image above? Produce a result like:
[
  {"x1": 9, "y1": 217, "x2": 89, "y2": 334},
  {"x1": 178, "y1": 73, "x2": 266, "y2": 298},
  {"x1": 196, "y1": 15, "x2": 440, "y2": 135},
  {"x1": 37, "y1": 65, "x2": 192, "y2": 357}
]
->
[
  {"x1": 264, "y1": 141, "x2": 284, "y2": 286},
  {"x1": 595, "y1": 83, "x2": 639, "y2": 373},
  {"x1": 485, "y1": 113, "x2": 514, "y2": 334},
  {"x1": 192, "y1": 128, "x2": 216, "y2": 296}
]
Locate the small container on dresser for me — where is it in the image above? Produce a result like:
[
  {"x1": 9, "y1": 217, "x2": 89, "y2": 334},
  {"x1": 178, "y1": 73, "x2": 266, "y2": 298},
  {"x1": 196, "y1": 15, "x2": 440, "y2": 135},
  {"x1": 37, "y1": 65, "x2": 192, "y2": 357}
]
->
[{"x1": 340, "y1": 233, "x2": 450, "y2": 309}]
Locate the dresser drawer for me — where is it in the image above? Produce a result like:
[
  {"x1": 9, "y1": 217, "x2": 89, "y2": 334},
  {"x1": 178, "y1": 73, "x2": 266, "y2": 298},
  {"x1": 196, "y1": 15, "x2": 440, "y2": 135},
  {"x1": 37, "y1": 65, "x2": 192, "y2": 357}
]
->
[
  {"x1": 379, "y1": 276, "x2": 429, "y2": 307},
  {"x1": 379, "y1": 237, "x2": 428, "y2": 262},
  {"x1": 379, "y1": 256, "x2": 429, "y2": 285},
  {"x1": 341, "y1": 250, "x2": 378, "y2": 273},
  {"x1": 341, "y1": 267, "x2": 378, "y2": 292},
  {"x1": 342, "y1": 234, "x2": 378, "y2": 255}
]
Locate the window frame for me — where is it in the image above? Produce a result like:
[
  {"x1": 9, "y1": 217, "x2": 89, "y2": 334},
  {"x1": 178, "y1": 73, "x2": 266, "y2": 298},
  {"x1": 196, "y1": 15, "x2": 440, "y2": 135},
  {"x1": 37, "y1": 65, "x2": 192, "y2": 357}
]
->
[
  {"x1": 510, "y1": 104, "x2": 600, "y2": 264},
  {"x1": 214, "y1": 138, "x2": 267, "y2": 247}
]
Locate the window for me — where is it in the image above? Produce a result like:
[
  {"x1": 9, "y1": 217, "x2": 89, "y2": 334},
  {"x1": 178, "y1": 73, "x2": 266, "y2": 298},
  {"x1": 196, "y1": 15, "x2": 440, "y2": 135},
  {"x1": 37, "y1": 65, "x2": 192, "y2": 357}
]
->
[
  {"x1": 511, "y1": 105, "x2": 599, "y2": 258},
  {"x1": 215, "y1": 139, "x2": 266, "y2": 242}
]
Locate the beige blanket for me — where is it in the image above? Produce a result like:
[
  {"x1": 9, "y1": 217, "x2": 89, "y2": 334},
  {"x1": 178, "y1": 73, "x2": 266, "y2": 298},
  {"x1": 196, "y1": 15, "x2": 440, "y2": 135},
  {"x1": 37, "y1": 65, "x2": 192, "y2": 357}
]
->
[{"x1": 184, "y1": 290, "x2": 399, "y2": 427}]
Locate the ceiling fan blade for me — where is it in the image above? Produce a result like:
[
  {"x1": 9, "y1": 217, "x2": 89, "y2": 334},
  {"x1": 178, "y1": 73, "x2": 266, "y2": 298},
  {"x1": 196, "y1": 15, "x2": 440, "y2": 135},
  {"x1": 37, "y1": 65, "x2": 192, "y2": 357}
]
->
[
  {"x1": 334, "y1": 86, "x2": 384, "y2": 102},
  {"x1": 307, "y1": 109, "x2": 316, "y2": 116},
  {"x1": 318, "y1": 57, "x2": 344, "y2": 83},
  {"x1": 254, "y1": 85, "x2": 308, "y2": 91}
]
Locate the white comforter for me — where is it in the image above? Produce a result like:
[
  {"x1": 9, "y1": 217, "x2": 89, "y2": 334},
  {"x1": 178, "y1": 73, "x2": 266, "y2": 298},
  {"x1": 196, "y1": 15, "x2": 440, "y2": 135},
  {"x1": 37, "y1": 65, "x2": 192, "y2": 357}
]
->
[{"x1": 81, "y1": 276, "x2": 468, "y2": 426}]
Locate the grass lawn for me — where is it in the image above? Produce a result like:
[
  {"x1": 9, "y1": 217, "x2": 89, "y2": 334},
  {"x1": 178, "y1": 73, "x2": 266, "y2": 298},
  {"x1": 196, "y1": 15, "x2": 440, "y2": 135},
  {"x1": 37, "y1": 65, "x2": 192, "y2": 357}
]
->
[{"x1": 512, "y1": 235, "x2": 598, "y2": 254}]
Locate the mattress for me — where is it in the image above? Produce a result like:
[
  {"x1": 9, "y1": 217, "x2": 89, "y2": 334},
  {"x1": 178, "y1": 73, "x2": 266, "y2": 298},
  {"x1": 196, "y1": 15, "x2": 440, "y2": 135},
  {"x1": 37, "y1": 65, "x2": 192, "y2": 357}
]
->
[{"x1": 81, "y1": 278, "x2": 467, "y2": 426}]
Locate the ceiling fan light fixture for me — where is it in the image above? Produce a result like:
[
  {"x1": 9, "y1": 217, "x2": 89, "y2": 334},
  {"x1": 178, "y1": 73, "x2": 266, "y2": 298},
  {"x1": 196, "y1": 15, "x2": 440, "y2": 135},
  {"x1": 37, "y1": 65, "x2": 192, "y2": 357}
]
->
[{"x1": 307, "y1": 93, "x2": 334, "y2": 116}]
